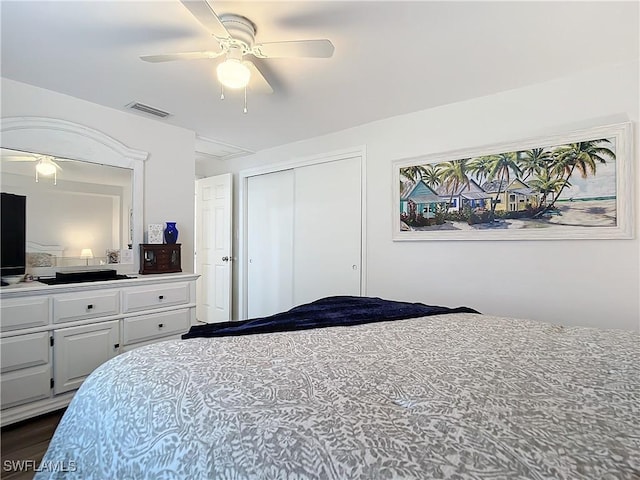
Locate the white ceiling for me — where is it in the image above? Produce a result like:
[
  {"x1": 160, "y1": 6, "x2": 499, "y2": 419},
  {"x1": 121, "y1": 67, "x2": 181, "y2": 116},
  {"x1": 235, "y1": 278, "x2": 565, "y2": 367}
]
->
[
  {"x1": 1, "y1": 148, "x2": 132, "y2": 186},
  {"x1": 1, "y1": 1, "x2": 638, "y2": 162}
]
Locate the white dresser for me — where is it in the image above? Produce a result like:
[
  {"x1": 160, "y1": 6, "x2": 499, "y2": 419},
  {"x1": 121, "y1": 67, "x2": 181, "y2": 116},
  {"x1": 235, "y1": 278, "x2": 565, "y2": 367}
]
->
[{"x1": 0, "y1": 273, "x2": 199, "y2": 426}]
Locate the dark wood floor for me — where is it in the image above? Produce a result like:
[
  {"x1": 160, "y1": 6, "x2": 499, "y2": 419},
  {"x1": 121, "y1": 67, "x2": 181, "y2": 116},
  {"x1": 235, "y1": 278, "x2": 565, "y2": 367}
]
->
[{"x1": 1, "y1": 409, "x2": 65, "y2": 480}]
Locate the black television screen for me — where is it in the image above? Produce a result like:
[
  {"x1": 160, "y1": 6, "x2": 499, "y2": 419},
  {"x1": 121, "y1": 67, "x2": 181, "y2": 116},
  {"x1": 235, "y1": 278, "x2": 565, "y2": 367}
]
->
[{"x1": 1, "y1": 192, "x2": 27, "y2": 277}]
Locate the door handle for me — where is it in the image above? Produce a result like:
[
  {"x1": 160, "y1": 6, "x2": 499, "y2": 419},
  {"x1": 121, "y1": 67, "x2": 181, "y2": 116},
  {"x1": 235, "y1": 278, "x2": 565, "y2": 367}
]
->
[{"x1": 222, "y1": 256, "x2": 230, "y2": 262}]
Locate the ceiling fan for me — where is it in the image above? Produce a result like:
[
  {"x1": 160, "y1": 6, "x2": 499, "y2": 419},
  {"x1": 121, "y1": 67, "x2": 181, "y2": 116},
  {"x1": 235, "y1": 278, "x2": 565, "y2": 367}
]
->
[
  {"x1": 2, "y1": 150, "x2": 65, "y2": 185},
  {"x1": 140, "y1": 0, "x2": 335, "y2": 111}
]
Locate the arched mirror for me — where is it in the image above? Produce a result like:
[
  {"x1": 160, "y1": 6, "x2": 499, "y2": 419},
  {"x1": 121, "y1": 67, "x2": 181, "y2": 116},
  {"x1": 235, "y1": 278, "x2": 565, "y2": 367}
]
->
[{"x1": 0, "y1": 117, "x2": 147, "y2": 275}]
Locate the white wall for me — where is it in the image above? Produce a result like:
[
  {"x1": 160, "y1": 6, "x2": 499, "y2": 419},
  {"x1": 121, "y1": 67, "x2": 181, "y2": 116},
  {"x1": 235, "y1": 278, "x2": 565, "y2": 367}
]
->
[
  {"x1": 1, "y1": 78, "x2": 197, "y2": 272},
  {"x1": 1, "y1": 173, "x2": 121, "y2": 259},
  {"x1": 227, "y1": 60, "x2": 640, "y2": 331},
  {"x1": 196, "y1": 155, "x2": 229, "y2": 179}
]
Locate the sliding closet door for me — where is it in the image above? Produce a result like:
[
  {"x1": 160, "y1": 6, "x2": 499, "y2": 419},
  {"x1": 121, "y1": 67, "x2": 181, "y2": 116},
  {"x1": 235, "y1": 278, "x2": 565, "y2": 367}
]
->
[
  {"x1": 246, "y1": 170, "x2": 294, "y2": 318},
  {"x1": 293, "y1": 156, "x2": 361, "y2": 305}
]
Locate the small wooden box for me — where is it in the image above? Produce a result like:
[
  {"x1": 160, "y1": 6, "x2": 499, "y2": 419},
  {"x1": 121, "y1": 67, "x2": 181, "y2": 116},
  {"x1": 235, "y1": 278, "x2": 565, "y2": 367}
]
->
[{"x1": 139, "y1": 244, "x2": 181, "y2": 275}]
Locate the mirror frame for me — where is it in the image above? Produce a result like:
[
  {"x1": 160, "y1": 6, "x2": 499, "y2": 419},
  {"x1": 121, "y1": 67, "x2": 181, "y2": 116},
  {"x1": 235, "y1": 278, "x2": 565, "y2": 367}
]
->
[{"x1": 1, "y1": 117, "x2": 148, "y2": 272}]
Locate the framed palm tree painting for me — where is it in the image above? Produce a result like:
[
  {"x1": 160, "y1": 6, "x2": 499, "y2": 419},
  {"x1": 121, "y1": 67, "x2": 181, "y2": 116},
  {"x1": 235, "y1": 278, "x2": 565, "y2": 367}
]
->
[{"x1": 393, "y1": 122, "x2": 634, "y2": 241}]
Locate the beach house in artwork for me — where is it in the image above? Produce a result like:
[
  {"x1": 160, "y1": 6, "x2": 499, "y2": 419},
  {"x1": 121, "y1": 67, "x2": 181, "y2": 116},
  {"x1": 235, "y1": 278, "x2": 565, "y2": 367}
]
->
[
  {"x1": 436, "y1": 180, "x2": 492, "y2": 213},
  {"x1": 400, "y1": 180, "x2": 441, "y2": 218},
  {"x1": 482, "y1": 179, "x2": 540, "y2": 212}
]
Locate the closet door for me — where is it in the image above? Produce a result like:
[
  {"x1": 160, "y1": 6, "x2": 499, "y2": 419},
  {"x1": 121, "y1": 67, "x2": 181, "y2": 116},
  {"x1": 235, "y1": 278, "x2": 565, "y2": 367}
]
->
[
  {"x1": 293, "y1": 156, "x2": 361, "y2": 305},
  {"x1": 247, "y1": 170, "x2": 294, "y2": 318}
]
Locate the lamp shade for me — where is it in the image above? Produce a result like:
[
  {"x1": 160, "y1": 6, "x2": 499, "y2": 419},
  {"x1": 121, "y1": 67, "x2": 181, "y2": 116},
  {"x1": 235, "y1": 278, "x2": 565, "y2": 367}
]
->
[
  {"x1": 80, "y1": 248, "x2": 94, "y2": 259},
  {"x1": 217, "y1": 59, "x2": 251, "y2": 89}
]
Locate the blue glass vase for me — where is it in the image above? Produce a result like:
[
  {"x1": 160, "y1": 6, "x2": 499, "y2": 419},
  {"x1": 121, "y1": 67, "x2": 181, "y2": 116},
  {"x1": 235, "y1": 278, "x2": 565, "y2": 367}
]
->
[{"x1": 164, "y1": 222, "x2": 179, "y2": 244}]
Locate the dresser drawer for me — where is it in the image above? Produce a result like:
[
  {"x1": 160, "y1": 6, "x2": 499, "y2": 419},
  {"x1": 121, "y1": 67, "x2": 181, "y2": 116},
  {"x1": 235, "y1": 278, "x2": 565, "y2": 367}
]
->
[
  {"x1": 1, "y1": 332, "x2": 49, "y2": 374},
  {"x1": 122, "y1": 283, "x2": 190, "y2": 313},
  {"x1": 53, "y1": 290, "x2": 120, "y2": 324},
  {"x1": 1, "y1": 365, "x2": 51, "y2": 409},
  {"x1": 123, "y1": 309, "x2": 190, "y2": 345},
  {"x1": 0, "y1": 296, "x2": 50, "y2": 332}
]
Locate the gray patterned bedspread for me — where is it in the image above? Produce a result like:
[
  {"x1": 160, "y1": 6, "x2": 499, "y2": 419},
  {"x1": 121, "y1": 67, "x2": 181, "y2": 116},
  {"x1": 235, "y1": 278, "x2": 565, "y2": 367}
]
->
[{"x1": 37, "y1": 313, "x2": 639, "y2": 479}]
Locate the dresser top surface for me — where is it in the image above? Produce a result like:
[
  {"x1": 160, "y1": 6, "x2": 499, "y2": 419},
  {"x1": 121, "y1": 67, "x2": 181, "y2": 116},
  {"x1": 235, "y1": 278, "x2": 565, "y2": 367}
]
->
[{"x1": 0, "y1": 272, "x2": 199, "y2": 298}]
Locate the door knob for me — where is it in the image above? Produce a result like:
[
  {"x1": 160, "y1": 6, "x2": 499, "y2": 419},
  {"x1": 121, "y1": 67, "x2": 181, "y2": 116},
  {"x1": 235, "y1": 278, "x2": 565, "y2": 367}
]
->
[{"x1": 222, "y1": 256, "x2": 230, "y2": 262}]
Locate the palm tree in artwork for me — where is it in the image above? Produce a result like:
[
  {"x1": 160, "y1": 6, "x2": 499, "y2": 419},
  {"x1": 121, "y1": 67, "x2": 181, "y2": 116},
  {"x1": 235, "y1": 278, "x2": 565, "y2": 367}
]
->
[
  {"x1": 518, "y1": 148, "x2": 554, "y2": 181},
  {"x1": 399, "y1": 164, "x2": 433, "y2": 195},
  {"x1": 528, "y1": 170, "x2": 566, "y2": 208},
  {"x1": 536, "y1": 139, "x2": 615, "y2": 216},
  {"x1": 468, "y1": 156, "x2": 494, "y2": 184},
  {"x1": 487, "y1": 152, "x2": 522, "y2": 215},
  {"x1": 438, "y1": 159, "x2": 471, "y2": 211},
  {"x1": 400, "y1": 165, "x2": 431, "y2": 184},
  {"x1": 421, "y1": 164, "x2": 441, "y2": 190}
]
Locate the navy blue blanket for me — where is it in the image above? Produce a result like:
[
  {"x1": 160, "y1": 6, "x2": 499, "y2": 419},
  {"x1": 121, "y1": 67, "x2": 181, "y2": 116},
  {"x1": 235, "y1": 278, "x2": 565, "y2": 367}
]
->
[{"x1": 182, "y1": 296, "x2": 480, "y2": 339}]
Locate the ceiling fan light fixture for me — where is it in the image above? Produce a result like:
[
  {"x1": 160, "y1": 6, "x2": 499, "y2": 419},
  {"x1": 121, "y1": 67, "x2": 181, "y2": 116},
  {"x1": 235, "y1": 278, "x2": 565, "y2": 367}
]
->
[
  {"x1": 35, "y1": 158, "x2": 57, "y2": 176},
  {"x1": 216, "y1": 59, "x2": 251, "y2": 89}
]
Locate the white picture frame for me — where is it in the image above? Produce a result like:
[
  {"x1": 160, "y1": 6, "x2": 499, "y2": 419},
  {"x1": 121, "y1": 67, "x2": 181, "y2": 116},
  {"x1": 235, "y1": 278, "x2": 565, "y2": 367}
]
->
[
  {"x1": 147, "y1": 224, "x2": 164, "y2": 244},
  {"x1": 392, "y1": 122, "x2": 634, "y2": 241}
]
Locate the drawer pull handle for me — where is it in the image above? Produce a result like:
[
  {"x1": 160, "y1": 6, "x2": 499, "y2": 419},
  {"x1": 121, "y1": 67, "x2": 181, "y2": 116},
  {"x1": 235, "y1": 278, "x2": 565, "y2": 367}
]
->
[
  {"x1": 158, "y1": 323, "x2": 164, "y2": 328},
  {"x1": 87, "y1": 304, "x2": 94, "y2": 310},
  {"x1": 114, "y1": 343, "x2": 120, "y2": 349},
  {"x1": 158, "y1": 295, "x2": 164, "y2": 300}
]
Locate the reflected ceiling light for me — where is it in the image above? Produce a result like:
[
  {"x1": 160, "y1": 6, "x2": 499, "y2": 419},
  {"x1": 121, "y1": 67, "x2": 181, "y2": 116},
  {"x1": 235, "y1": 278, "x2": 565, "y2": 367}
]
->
[
  {"x1": 35, "y1": 157, "x2": 58, "y2": 185},
  {"x1": 36, "y1": 158, "x2": 56, "y2": 176}
]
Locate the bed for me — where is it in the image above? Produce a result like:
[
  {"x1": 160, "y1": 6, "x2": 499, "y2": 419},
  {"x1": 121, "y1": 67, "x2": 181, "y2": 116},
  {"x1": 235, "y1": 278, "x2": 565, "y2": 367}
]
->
[{"x1": 35, "y1": 296, "x2": 639, "y2": 479}]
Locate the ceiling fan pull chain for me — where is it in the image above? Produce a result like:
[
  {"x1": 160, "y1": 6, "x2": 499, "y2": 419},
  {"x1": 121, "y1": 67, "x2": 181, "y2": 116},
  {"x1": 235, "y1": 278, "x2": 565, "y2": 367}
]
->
[
  {"x1": 243, "y1": 87, "x2": 248, "y2": 114},
  {"x1": 220, "y1": 84, "x2": 225, "y2": 100},
  {"x1": 35, "y1": 169, "x2": 39, "y2": 183}
]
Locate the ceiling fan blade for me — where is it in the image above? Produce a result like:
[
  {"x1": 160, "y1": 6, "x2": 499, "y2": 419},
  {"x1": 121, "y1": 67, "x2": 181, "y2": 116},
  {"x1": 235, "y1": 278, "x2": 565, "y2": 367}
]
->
[
  {"x1": 246, "y1": 62, "x2": 274, "y2": 94},
  {"x1": 140, "y1": 51, "x2": 223, "y2": 63},
  {"x1": 252, "y1": 39, "x2": 335, "y2": 59},
  {"x1": 2, "y1": 155, "x2": 37, "y2": 162},
  {"x1": 180, "y1": 0, "x2": 230, "y2": 39}
]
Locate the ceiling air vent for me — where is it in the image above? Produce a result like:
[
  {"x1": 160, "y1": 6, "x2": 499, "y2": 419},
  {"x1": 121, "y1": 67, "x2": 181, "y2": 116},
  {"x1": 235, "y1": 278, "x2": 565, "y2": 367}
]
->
[{"x1": 126, "y1": 102, "x2": 171, "y2": 119}]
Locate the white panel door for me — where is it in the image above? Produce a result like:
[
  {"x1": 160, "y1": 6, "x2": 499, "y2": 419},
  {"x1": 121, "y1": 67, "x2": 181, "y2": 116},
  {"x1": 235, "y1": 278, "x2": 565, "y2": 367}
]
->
[
  {"x1": 196, "y1": 174, "x2": 232, "y2": 323},
  {"x1": 247, "y1": 170, "x2": 294, "y2": 318},
  {"x1": 293, "y1": 157, "x2": 361, "y2": 305},
  {"x1": 53, "y1": 320, "x2": 119, "y2": 395}
]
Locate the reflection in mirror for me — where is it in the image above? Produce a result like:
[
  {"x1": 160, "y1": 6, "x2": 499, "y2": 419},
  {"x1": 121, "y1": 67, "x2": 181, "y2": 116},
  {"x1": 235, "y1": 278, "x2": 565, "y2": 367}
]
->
[{"x1": 1, "y1": 148, "x2": 133, "y2": 271}]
